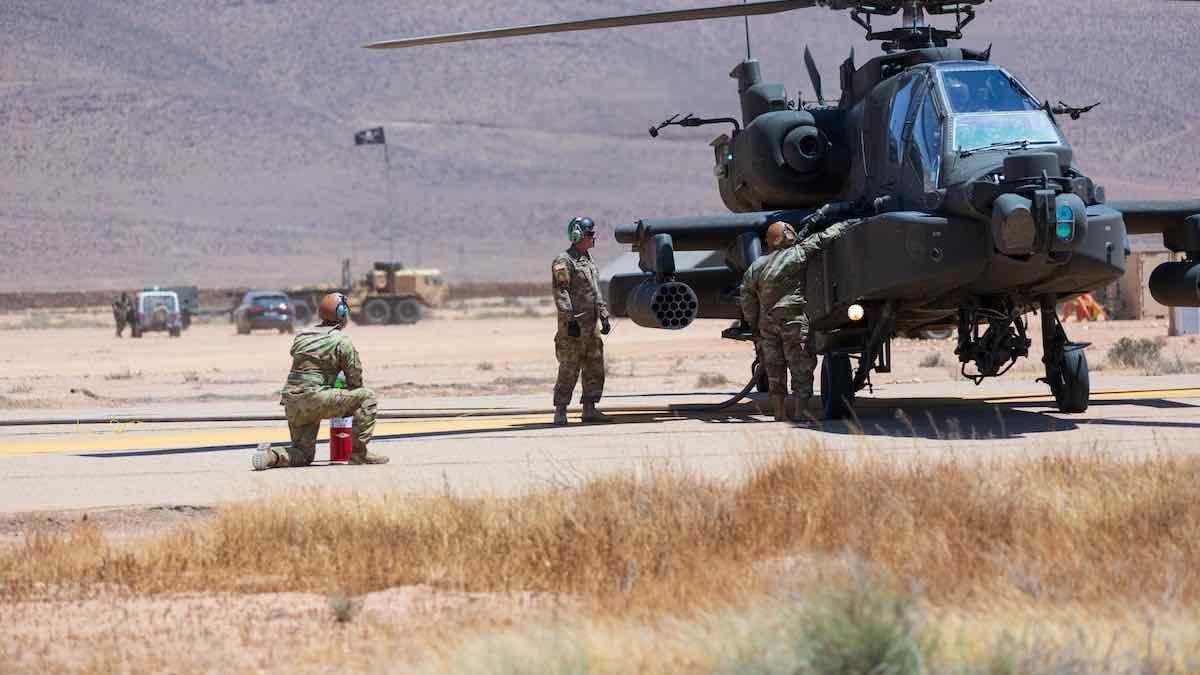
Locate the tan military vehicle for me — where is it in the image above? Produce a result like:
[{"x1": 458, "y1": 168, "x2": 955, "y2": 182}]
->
[{"x1": 288, "y1": 261, "x2": 447, "y2": 326}]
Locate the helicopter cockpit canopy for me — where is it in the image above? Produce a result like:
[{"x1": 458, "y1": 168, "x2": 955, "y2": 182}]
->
[{"x1": 935, "y1": 65, "x2": 1064, "y2": 155}]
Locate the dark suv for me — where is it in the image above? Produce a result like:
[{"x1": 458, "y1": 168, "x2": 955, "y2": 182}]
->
[{"x1": 233, "y1": 291, "x2": 294, "y2": 334}]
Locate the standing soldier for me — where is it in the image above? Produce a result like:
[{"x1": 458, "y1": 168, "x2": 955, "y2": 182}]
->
[
  {"x1": 112, "y1": 292, "x2": 131, "y2": 337},
  {"x1": 740, "y1": 221, "x2": 812, "y2": 421},
  {"x1": 551, "y1": 216, "x2": 614, "y2": 425},
  {"x1": 252, "y1": 293, "x2": 389, "y2": 470}
]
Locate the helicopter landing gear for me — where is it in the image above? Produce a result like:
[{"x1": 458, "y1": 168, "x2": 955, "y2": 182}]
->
[
  {"x1": 820, "y1": 353, "x2": 854, "y2": 419},
  {"x1": 955, "y1": 300, "x2": 1032, "y2": 384},
  {"x1": 819, "y1": 301, "x2": 896, "y2": 420},
  {"x1": 1038, "y1": 295, "x2": 1090, "y2": 414}
]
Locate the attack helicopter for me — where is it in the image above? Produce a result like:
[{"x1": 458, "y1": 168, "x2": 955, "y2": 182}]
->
[{"x1": 367, "y1": 0, "x2": 1200, "y2": 419}]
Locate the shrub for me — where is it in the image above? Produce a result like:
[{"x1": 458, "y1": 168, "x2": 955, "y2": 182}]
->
[
  {"x1": 919, "y1": 352, "x2": 943, "y2": 368},
  {"x1": 695, "y1": 372, "x2": 730, "y2": 388},
  {"x1": 1106, "y1": 337, "x2": 1163, "y2": 369}
]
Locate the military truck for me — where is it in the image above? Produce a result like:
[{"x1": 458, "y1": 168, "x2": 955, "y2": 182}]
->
[{"x1": 287, "y1": 261, "x2": 447, "y2": 326}]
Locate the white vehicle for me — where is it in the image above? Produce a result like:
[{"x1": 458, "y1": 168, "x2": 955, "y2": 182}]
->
[{"x1": 132, "y1": 290, "x2": 183, "y2": 338}]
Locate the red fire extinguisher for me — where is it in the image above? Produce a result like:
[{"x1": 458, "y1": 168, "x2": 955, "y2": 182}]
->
[{"x1": 329, "y1": 374, "x2": 353, "y2": 463}]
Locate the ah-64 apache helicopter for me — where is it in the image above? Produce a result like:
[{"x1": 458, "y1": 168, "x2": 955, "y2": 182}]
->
[{"x1": 368, "y1": 0, "x2": 1200, "y2": 419}]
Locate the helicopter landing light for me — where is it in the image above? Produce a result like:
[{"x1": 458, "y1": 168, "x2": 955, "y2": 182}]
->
[{"x1": 848, "y1": 304, "x2": 865, "y2": 322}]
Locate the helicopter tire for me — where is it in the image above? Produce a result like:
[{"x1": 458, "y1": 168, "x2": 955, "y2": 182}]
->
[
  {"x1": 1050, "y1": 347, "x2": 1089, "y2": 414},
  {"x1": 820, "y1": 353, "x2": 854, "y2": 420}
]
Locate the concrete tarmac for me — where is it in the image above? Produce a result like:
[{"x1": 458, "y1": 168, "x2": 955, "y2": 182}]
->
[{"x1": 1, "y1": 375, "x2": 1198, "y2": 513}]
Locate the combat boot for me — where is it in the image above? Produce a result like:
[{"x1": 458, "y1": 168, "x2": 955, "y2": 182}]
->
[
  {"x1": 251, "y1": 442, "x2": 288, "y2": 471},
  {"x1": 553, "y1": 406, "x2": 568, "y2": 426},
  {"x1": 794, "y1": 392, "x2": 813, "y2": 420},
  {"x1": 349, "y1": 449, "x2": 390, "y2": 465},
  {"x1": 770, "y1": 395, "x2": 788, "y2": 422},
  {"x1": 581, "y1": 401, "x2": 615, "y2": 423}
]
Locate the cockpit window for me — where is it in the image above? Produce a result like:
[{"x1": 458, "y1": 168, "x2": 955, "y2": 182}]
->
[
  {"x1": 912, "y1": 92, "x2": 942, "y2": 188},
  {"x1": 952, "y1": 112, "x2": 1061, "y2": 153},
  {"x1": 887, "y1": 76, "x2": 917, "y2": 165},
  {"x1": 940, "y1": 69, "x2": 1040, "y2": 114}
]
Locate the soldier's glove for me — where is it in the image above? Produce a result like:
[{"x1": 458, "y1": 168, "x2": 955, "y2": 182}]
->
[
  {"x1": 600, "y1": 318, "x2": 611, "y2": 335},
  {"x1": 567, "y1": 320, "x2": 582, "y2": 338}
]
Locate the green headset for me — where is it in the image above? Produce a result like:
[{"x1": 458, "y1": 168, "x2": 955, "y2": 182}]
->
[
  {"x1": 567, "y1": 216, "x2": 595, "y2": 243},
  {"x1": 335, "y1": 293, "x2": 349, "y2": 321}
]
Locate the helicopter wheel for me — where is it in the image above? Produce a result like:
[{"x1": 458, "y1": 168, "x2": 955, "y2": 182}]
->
[
  {"x1": 1047, "y1": 347, "x2": 1089, "y2": 414},
  {"x1": 819, "y1": 353, "x2": 854, "y2": 420}
]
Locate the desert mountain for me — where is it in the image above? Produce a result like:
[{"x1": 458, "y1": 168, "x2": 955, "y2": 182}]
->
[{"x1": 2, "y1": 0, "x2": 1198, "y2": 291}]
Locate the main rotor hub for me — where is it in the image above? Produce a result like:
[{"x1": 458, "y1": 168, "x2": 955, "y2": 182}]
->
[{"x1": 846, "y1": 0, "x2": 985, "y2": 52}]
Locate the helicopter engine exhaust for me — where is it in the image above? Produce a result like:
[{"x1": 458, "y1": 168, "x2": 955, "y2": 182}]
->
[{"x1": 625, "y1": 281, "x2": 699, "y2": 330}]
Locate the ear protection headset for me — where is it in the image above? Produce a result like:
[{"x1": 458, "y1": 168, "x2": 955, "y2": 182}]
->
[
  {"x1": 567, "y1": 216, "x2": 595, "y2": 243},
  {"x1": 335, "y1": 293, "x2": 349, "y2": 321}
]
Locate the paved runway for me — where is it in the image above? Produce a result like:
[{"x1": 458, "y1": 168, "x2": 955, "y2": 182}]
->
[{"x1": 2, "y1": 375, "x2": 1198, "y2": 512}]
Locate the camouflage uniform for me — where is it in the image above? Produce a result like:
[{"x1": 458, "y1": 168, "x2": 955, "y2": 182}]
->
[
  {"x1": 273, "y1": 325, "x2": 377, "y2": 466},
  {"x1": 740, "y1": 232, "x2": 816, "y2": 399},
  {"x1": 741, "y1": 220, "x2": 854, "y2": 401},
  {"x1": 112, "y1": 294, "x2": 131, "y2": 337},
  {"x1": 552, "y1": 246, "x2": 610, "y2": 407}
]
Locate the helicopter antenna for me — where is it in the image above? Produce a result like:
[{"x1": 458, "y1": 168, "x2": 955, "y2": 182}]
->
[{"x1": 743, "y1": 0, "x2": 752, "y2": 59}]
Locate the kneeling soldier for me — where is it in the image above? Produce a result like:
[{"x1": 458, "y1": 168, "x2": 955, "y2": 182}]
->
[{"x1": 252, "y1": 293, "x2": 388, "y2": 469}]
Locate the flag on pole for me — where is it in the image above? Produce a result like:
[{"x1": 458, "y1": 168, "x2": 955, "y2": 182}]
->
[{"x1": 354, "y1": 127, "x2": 386, "y2": 145}]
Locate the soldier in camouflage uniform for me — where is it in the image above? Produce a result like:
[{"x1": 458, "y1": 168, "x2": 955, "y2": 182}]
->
[
  {"x1": 252, "y1": 293, "x2": 388, "y2": 470},
  {"x1": 740, "y1": 221, "x2": 810, "y2": 421},
  {"x1": 552, "y1": 216, "x2": 614, "y2": 425},
  {"x1": 112, "y1": 293, "x2": 132, "y2": 337},
  {"x1": 741, "y1": 218, "x2": 856, "y2": 420},
  {"x1": 772, "y1": 219, "x2": 854, "y2": 418}
]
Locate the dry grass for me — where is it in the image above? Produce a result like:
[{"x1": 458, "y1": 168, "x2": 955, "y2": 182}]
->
[
  {"x1": 694, "y1": 372, "x2": 730, "y2": 388},
  {"x1": 4, "y1": 449, "x2": 1199, "y2": 612},
  {"x1": 4, "y1": 448, "x2": 1200, "y2": 672},
  {"x1": 103, "y1": 368, "x2": 141, "y2": 381},
  {"x1": 919, "y1": 351, "x2": 945, "y2": 368}
]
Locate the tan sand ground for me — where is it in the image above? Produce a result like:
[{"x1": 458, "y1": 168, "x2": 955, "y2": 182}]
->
[{"x1": 0, "y1": 300, "x2": 1191, "y2": 413}]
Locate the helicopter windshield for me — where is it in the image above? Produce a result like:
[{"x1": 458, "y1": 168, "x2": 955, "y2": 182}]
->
[
  {"x1": 939, "y1": 68, "x2": 1040, "y2": 114},
  {"x1": 937, "y1": 67, "x2": 1062, "y2": 154},
  {"x1": 950, "y1": 112, "x2": 1062, "y2": 154}
]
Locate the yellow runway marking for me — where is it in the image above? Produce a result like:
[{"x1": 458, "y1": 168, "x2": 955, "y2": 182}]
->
[
  {"x1": 1, "y1": 388, "x2": 1197, "y2": 457},
  {"x1": 975, "y1": 387, "x2": 1200, "y2": 404},
  {"x1": 0, "y1": 415, "x2": 555, "y2": 457}
]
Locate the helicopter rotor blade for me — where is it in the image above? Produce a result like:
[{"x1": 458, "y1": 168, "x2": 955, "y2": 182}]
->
[
  {"x1": 803, "y1": 45, "x2": 825, "y2": 104},
  {"x1": 365, "y1": 0, "x2": 821, "y2": 49}
]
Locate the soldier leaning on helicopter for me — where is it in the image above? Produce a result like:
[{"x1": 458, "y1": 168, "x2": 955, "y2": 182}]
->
[
  {"x1": 740, "y1": 221, "x2": 812, "y2": 421},
  {"x1": 773, "y1": 219, "x2": 856, "y2": 418},
  {"x1": 551, "y1": 216, "x2": 615, "y2": 426},
  {"x1": 252, "y1": 293, "x2": 389, "y2": 470},
  {"x1": 741, "y1": 219, "x2": 855, "y2": 420}
]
